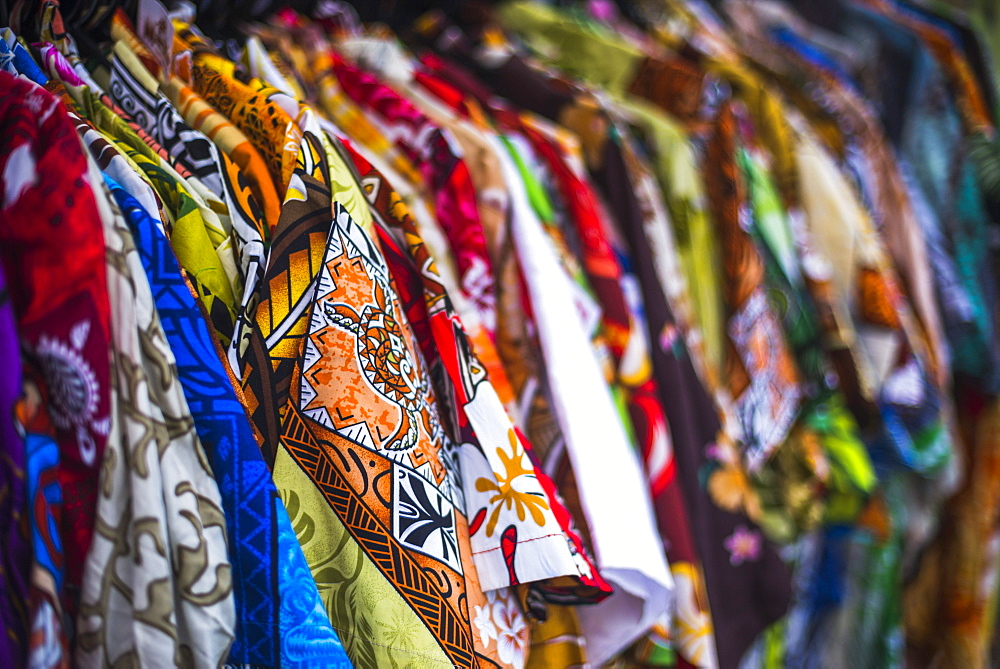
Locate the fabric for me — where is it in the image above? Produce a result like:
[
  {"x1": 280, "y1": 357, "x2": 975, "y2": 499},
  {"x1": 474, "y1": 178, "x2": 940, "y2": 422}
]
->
[
  {"x1": 617, "y1": 96, "x2": 727, "y2": 385},
  {"x1": 189, "y1": 60, "x2": 298, "y2": 193},
  {"x1": 794, "y1": 129, "x2": 951, "y2": 476},
  {"x1": 283, "y1": 194, "x2": 524, "y2": 668},
  {"x1": 18, "y1": 380, "x2": 69, "y2": 669},
  {"x1": 68, "y1": 106, "x2": 167, "y2": 231},
  {"x1": 611, "y1": 126, "x2": 720, "y2": 669},
  {"x1": 232, "y1": 96, "x2": 517, "y2": 667},
  {"x1": 738, "y1": 144, "x2": 875, "y2": 540},
  {"x1": 331, "y1": 55, "x2": 498, "y2": 334},
  {"x1": 279, "y1": 23, "x2": 426, "y2": 194},
  {"x1": 3, "y1": 70, "x2": 79, "y2": 668},
  {"x1": 862, "y1": 0, "x2": 993, "y2": 134},
  {"x1": 106, "y1": 16, "x2": 270, "y2": 377},
  {"x1": 492, "y1": 129, "x2": 675, "y2": 664},
  {"x1": 236, "y1": 108, "x2": 334, "y2": 460},
  {"x1": 525, "y1": 604, "x2": 588, "y2": 668},
  {"x1": 739, "y1": 7, "x2": 951, "y2": 392},
  {"x1": 512, "y1": 104, "x2": 715, "y2": 666},
  {"x1": 109, "y1": 42, "x2": 225, "y2": 194},
  {"x1": 791, "y1": 67, "x2": 953, "y2": 669},
  {"x1": 497, "y1": 1, "x2": 646, "y2": 97},
  {"x1": 44, "y1": 55, "x2": 241, "y2": 346},
  {"x1": 162, "y1": 72, "x2": 282, "y2": 235},
  {"x1": 785, "y1": 0, "x2": 990, "y2": 395},
  {"x1": 417, "y1": 20, "x2": 795, "y2": 665},
  {"x1": 75, "y1": 147, "x2": 235, "y2": 668},
  {"x1": 405, "y1": 48, "x2": 626, "y2": 629},
  {"x1": 107, "y1": 39, "x2": 260, "y2": 290},
  {"x1": 904, "y1": 391, "x2": 1000, "y2": 668},
  {"x1": 589, "y1": 113, "x2": 792, "y2": 669},
  {"x1": 0, "y1": 71, "x2": 112, "y2": 632},
  {"x1": 423, "y1": 114, "x2": 521, "y2": 412},
  {"x1": 324, "y1": 41, "x2": 611, "y2": 604},
  {"x1": 3, "y1": 5, "x2": 997, "y2": 669},
  {"x1": 348, "y1": 144, "x2": 607, "y2": 597},
  {"x1": 703, "y1": 101, "x2": 803, "y2": 470},
  {"x1": 111, "y1": 177, "x2": 351, "y2": 668},
  {"x1": 0, "y1": 258, "x2": 28, "y2": 669}
]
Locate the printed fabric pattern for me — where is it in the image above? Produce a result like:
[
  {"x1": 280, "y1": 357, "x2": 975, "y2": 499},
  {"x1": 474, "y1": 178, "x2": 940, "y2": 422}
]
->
[
  {"x1": 331, "y1": 56, "x2": 498, "y2": 334},
  {"x1": 704, "y1": 101, "x2": 803, "y2": 470},
  {"x1": 232, "y1": 107, "x2": 521, "y2": 668},
  {"x1": 74, "y1": 161, "x2": 235, "y2": 668},
  {"x1": 348, "y1": 144, "x2": 609, "y2": 597},
  {"x1": 277, "y1": 192, "x2": 528, "y2": 668},
  {"x1": 0, "y1": 71, "x2": 112, "y2": 631},
  {"x1": 111, "y1": 177, "x2": 352, "y2": 668}
]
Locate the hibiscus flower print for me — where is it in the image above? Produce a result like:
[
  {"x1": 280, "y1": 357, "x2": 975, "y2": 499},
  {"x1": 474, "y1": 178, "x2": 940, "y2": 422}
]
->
[
  {"x1": 724, "y1": 525, "x2": 762, "y2": 566},
  {"x1": 491, "y1": 594, "x2": 528, "y2": 668}
]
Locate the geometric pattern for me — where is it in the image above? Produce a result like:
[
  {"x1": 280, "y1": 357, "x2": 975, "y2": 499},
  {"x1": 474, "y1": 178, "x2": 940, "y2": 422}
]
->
[{"x1": 281, "y1": 404, "x2": 485, "y2": 669}]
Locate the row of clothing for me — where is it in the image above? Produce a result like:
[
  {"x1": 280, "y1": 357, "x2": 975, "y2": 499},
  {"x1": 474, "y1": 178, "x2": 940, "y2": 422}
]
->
[{"x1": 0, "y1": 0, "x2": 998, "y2": 666}]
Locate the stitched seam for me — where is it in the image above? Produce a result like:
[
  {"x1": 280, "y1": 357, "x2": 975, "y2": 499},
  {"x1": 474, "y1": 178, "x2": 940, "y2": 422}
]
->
[{"x1": 470, "y1": 532, "x2": 564, "y2": 555}]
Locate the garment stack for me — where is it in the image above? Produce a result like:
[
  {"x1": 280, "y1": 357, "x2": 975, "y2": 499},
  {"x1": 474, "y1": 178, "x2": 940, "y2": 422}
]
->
[{"x1": 0, "y1": 0, "x2": 998, "y2": 666}]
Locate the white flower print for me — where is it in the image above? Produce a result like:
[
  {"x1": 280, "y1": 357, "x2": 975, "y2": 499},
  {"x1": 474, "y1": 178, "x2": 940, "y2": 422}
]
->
[
  {"x1": 473, "y1": 603, "x2": 497, "y2": 649},
  {"x1": 492, "y1": 593, "x2": 528, "y2": 668}
]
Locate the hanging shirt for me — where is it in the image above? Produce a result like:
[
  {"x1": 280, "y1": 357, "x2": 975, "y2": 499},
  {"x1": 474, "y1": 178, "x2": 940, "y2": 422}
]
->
[
  {"x1": 103, "y1": 24, "x2": 269, "y2": 373},
  {"x1": 109, "y1": 176, "x2": 352, "y2": 668},
  {"x1": 604, "y1": 121, "x2": 720, "y2": 669},
  {"x1": 330, "y1": 55, "x2": 498, "y2": 334},
  {"x1": 0, "y1": 70, "x2": 112, "y2": 632},
  {"x1": 347, "y1": 144, "x2": 609, "y2": 599},
  {"x1": 588, "y1": 111, "x2": 792, "y2": 669},
  {"x1": 75, "y1": 135, "x2": 235, "y2": 669},
  {"x1": 490, "y1": 128, "x2": 675, "y2": 665}
]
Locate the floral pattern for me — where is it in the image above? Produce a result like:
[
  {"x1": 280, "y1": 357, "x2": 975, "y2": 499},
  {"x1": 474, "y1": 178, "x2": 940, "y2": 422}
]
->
[
  {"x1": 475, "y1": 429, "x2": 550, "y2": 537},
  {"x1": 724, "y1": 526, "x2": 763, "y2": 566},
  {"x1": 475, "y1": 590, "x2": 529, "y2": 668}
]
